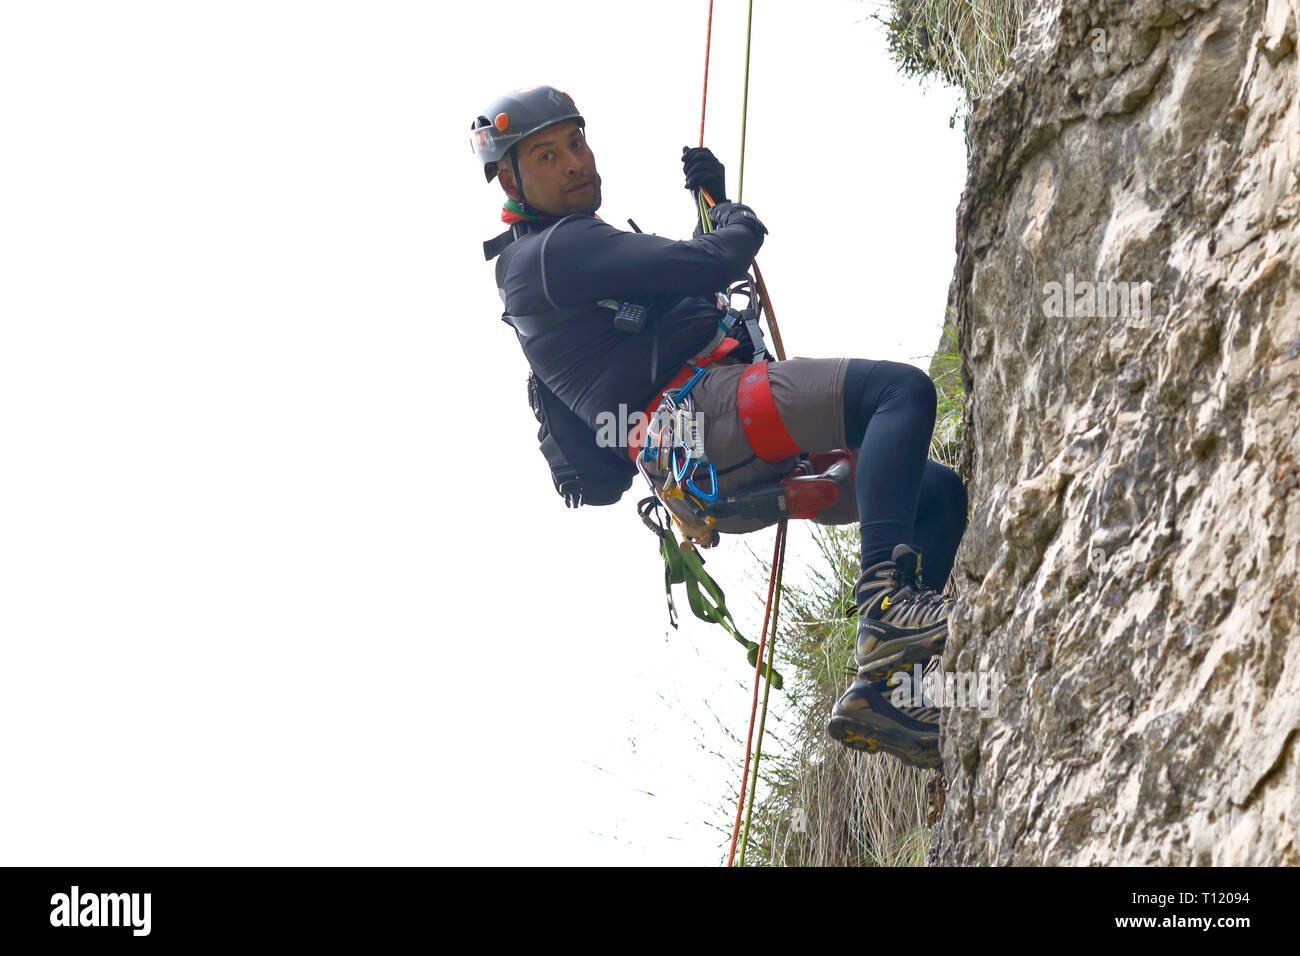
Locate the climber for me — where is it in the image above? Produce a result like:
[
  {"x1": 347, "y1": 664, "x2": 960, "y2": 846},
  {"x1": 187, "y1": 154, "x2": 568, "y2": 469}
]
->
[{"x1": 472, "y1": 86, "x2": 968, "y2": 769}]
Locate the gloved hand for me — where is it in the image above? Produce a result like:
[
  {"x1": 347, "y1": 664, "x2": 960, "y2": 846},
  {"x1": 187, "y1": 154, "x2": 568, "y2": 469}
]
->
[
  {"x1": 682, "y1": 146, "x2": 727, "y2": 202},
  {"x1": 707, "y1": 200, "x2": 768, "y2": 239}
]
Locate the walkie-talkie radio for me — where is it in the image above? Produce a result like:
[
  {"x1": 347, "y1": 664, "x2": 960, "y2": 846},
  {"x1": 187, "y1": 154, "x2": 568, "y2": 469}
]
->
[{"x1": 613, "y1": 301, "x2": 649, "y2": 333}]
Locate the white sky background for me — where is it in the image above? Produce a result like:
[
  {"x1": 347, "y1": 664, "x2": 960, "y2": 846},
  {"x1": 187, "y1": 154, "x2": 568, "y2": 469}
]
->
[{"x1": 0, "y1": 1, "x2": 965, "y2": 865}]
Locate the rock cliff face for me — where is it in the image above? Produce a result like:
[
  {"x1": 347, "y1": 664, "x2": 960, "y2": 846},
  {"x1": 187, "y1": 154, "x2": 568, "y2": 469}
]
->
[{"x1": 931, "y1": 0, "x2": 1300, "y2": 864}]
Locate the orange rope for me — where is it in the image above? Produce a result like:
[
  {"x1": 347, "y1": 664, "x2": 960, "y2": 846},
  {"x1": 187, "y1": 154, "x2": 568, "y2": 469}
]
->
[
  {"x1": 727, "y1": 518, "x2": 787, "y2": 867},
  {"x1": 699, "y1": 0, "x2": 714, "y2": 148},
  {"x1": 739, "y1": 517, "x2": 787, "y2": 865},
  {"x1": 752, "y1": 261, "x2": 786, "y2": 361},
  {"x1": 693, "y1": 0, "x2": 789, "y2": 867}
]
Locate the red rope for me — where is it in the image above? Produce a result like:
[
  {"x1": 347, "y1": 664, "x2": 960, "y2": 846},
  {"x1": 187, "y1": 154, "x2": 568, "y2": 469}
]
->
[
  {"x1": 752, "y1": 261, "x2": 786, "y2": 361},
  {"x1": 726, "y1": 518, "x2": 787, "y2": 866},
  {"x1": 699, "y1": 0, "x2": 714, "y2": 147},
  {"x1": 695, "y1": 0, "x2": 788, "y2": 867}
]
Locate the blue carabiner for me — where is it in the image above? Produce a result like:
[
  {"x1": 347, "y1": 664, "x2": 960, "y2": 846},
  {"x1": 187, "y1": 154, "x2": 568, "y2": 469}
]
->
[
  {"x1": 671, "y1": 444, "x2": 694, "y2": 483},
  {"x1": 684, "y1": 459, "x2": 718, "y2": 502},
  {"x1": 675, "y1": 365, "x2": 708, "y2": 404},
  {"x1": 671, "y1": 445, "x2": 717, "y2": 500}
]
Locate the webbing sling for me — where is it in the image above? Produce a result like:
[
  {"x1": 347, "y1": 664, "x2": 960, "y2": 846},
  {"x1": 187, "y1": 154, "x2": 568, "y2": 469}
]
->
[{"x1": 651, "y1": 506, "x2": 783, "y2": 689}]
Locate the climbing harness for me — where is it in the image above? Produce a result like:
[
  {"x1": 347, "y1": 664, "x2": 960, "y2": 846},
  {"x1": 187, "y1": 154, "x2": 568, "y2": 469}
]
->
[{"x1": 629, "y1": 274, "x2": 854, "y2": 548}]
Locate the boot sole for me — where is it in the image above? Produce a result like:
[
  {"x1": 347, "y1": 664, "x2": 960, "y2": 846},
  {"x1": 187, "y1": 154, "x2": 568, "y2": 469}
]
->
[
  {"x1": 826, "y1": 714, "x2": 941, "y2": 769},
  {"x1": 854, "y1": 629, "x2": 947, "y2": 683}
]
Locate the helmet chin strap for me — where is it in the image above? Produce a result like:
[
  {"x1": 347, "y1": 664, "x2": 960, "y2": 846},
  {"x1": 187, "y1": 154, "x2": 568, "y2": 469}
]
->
[{"x1": 509, "y1": 147, "x2": 542, "y2": 218}]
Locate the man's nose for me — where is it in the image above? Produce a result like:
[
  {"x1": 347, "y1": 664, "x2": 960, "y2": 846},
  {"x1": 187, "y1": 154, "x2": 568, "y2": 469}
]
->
[{"x1": 563, "y1": 149, "x2": 587, "y2": 175}]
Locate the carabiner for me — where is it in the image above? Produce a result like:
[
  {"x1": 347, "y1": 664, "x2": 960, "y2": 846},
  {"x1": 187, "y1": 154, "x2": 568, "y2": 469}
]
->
[
  {"x1": 671, "y1": 444, "x2": 694, "y2": 483},
  {"x1": 685, "y1": 460, "x2": 719, "y2": 502}
]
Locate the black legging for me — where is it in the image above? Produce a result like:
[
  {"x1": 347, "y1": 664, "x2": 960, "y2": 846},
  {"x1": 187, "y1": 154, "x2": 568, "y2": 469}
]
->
[{"x1": 842, "y1": 359, "x2": 967, "y2": 591}]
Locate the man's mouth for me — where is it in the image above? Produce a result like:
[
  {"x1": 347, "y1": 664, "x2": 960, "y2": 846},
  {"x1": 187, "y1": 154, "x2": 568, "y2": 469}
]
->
[{"x1": 567, "y1": 182, "x2": 593, "y2": 194}]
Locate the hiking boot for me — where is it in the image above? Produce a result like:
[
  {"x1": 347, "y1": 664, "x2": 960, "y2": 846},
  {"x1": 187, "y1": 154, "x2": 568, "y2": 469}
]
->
[
  {"x1": 826, "y1": 670, "x2": 942, "y2": 769},
  {"x1": 853, "y1": 544, "x2": 953, "y2": 683}
]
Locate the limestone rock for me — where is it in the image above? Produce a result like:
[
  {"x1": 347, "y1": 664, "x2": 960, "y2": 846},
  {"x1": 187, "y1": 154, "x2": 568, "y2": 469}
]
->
[{"x1": 931, "y1": 0, "x2": 1300, "y2": 865}]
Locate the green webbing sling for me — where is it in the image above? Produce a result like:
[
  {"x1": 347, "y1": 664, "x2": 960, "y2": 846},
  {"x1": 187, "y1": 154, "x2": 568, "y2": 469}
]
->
[{"x1": 657, "y1": 524, "x2": 783, "y2": 690}]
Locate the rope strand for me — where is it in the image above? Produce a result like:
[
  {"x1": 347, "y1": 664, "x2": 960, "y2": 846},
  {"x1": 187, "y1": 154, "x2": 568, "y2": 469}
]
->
[
  {"x1": 737, "y1": 0, "x2": 754, "y2": 203},
  {"x1": 698, "y1": 0, "x2": 714, "y2": 148},
  {"x1": 727, "y1": 519, "x2": 785, "y2": 867},
  {"x1": 694, "y1": 0, "x2": 792, "y2": 867},
  {"x1": 738, "y1": 517, "x2": 787, "y2": 866}
]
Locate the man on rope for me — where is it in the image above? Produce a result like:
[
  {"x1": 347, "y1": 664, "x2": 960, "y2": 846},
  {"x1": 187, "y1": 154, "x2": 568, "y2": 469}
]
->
[{"x1": 473, "y1": 86, "x2": 967, "y2": 769}]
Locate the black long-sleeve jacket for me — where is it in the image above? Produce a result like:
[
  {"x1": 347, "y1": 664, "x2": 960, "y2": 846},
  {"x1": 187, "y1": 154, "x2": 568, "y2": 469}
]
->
[{"x1": 497, "y1": 214, "x2": 764, "y2": 438}]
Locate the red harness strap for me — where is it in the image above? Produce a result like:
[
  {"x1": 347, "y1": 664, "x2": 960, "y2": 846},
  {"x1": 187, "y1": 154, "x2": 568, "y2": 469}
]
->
[
  {"x1": 627, "y1": 337, "x2": 740, "y2": 463},
  {"x1": 737, "y1": 361, "x2": 802, "y2": 463}
]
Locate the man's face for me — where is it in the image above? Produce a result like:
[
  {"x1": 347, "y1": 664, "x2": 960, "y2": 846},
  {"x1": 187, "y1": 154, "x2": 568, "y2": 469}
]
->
[{"x1": 498, "y1": 120, "x2": 602, "y2": 216}]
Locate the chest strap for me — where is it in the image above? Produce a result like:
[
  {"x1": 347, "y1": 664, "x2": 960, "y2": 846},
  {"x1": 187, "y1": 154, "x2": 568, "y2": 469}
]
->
[
  {"x1": 490, "y1": 216, "x2": 607, "y2": 338},
  {"x1": 490, "y1": 219, "x2": 625, "y2": 338}
]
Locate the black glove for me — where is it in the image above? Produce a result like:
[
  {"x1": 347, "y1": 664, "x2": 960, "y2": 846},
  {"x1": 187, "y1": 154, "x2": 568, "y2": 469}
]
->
[
  {"x1": 682, "y1": 146, "x2": 727, "y2": 202},
  {"x1": 707, "y1": 200, "x2": 768, "y2": 238}
]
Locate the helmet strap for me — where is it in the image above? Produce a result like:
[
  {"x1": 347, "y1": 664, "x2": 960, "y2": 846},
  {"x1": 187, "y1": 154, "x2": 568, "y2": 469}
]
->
[{"x1": 508, "y1": 147, "x2": 540, "y2": 218}]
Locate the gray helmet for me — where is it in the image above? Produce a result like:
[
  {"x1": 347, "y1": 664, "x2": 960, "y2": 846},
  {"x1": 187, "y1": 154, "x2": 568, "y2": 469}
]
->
[{"x1": 471, "y1": 86, "x2": 585, "y2": 183}]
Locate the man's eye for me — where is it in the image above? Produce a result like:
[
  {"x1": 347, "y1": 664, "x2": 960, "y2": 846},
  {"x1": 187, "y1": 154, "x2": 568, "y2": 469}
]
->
[{"x1": 540, "y1": 152, "x2": 553, "y2": 162}]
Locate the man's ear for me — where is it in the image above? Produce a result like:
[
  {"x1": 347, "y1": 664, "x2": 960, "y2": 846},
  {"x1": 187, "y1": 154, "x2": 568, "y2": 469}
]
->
[{"x1": 497, "y1": 164, "x2": 522, "y2": 202}]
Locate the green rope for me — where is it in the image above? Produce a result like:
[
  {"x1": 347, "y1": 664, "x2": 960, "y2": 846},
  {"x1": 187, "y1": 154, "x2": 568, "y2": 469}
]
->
[
  {"x1": 737, "y1": 518, "x2": 787, "y2": 866},
  {"x1": 691, "y1": 0, "x2": 792, "y2": 868},
  {"x1": 737, "y1": 0, "x2": 754, "y2": 203}
]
